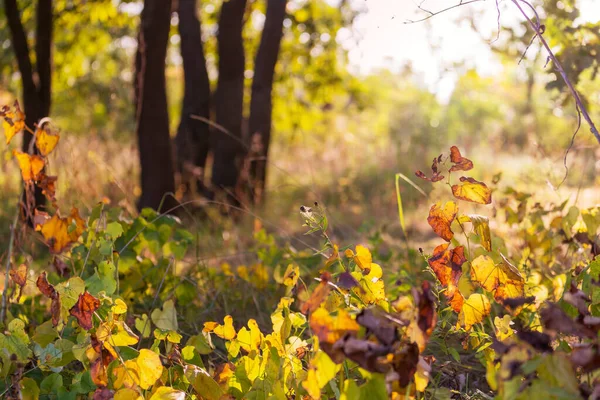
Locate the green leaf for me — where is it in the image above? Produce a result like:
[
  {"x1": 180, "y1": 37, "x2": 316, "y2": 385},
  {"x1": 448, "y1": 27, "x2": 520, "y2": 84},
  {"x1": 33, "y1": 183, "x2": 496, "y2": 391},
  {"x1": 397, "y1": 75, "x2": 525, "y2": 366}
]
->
[
  {"x1": 135, "y1": 314, "x2": 152, "y2": 338},
  {"x1": 20, "y1": 377, "x2": 40, "y2": 400},
  {"x1": 106, "y1": 221, "x2": 124, "y2": 239},
  {"x1": 151, "y1": 299, "x2": 178, "y2": 331},
  {"x1": 187, "y1": 366, "x2": 224, "y2": 400},
  {"x1": 0, "y1": 318, "x2": 32, "y2": 362},
  {"x1": 40, "y1": 373, "x2": 63, "y2": 394},
  {"x1": 86, "y1": 261, "x2": 117, "y2": 296}
]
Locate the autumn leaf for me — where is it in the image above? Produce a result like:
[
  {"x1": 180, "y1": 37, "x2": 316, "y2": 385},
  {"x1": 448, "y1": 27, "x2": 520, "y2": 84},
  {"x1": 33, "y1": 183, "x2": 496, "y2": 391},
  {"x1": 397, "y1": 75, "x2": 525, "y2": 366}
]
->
[
  {"x1": 237, "y1": 319, "x2": 263, "y2": 352},
  {"x1": 13, "y1": 150, "x2": 45, "y2": 182},
  {"x1": 36, "y1": 272, "x2": 61, "y2": 327},
  {"x1": 282, "y1": 264, "x2": 300, "y2": 287},
  {"x1": 449, "y1": 146, "x2": 473, "y2": 172},
  {"x1": 451, "y1": 176, "x2": 492, "y2": 204},
  {"x1": 415, "y1": 154, "x2": 444, "y2": 182},
  {"x1": 300, "y1": 272, "x2": 332, "y2": 314},
  {"x1": 325, "y1": 244, "x2": 339, "y2": 268},
  {"x1": 427, "y1": 243, "x2": 465, "y2": 312},
  {"x1": 2, "y1": 101, "x2": 25, "y2": 144},
  {"x1": 458, "y1": 293, "x2": 491, "y2": 330},
  {"x1": 39, "y1": 174, "x2": 58, "y2": 203},
  {"x1": 204, "y1": 315, "x2": 236, "y2": 340},
  {"x1": 38, "y1": 208, "x2": 86, "y2": 253},
  {"x1": 9, "y1": 264, "x2": 27, "y2": 287},
  {"x1": 310, "y1": 307, "x2": 359, "y2": 345},
  {"x1": 69, "y1": 291, "x2": 100, "y2": 330},
  {"x1": 460, "y1": 214, "x2": 492, "y2": 251},
  {"x1": 427, "y1": 201, "x2": 458, "y2": 241},
  {"x1": 137, "y1": 349, "x2": 164, "y2": 389},
  {"x1": 470, "y1": 254, "x2": 524, "y2": 302},
  {"x1": 494, "y1": 315, "x2": 515, "y2": 341},
  {"x1": 35, "y1": 128, "x2": 60, "y2": 156}
]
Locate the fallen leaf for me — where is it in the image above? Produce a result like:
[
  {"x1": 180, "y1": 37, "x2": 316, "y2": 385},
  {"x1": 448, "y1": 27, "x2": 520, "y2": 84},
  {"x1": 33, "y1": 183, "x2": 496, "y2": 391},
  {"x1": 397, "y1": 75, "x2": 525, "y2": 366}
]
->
[
  {"x1": 69, "y1": 291, "x2": 100, "y2": 330},
  {"x1": 13, "y1": 150, "x2": 45, "y2": 182},
  {"x1": 427, "y1": 201, "x2": 458, "y2": 241},
  {"x1": 449, "y1": 146, "x2": 474, "y2": 172},
  {"x1": 451, "y1": 176, "x2": 492, "y2": 204},
  {"x1": 35, "y1": 128, "x2": 60, "y2": 156}
]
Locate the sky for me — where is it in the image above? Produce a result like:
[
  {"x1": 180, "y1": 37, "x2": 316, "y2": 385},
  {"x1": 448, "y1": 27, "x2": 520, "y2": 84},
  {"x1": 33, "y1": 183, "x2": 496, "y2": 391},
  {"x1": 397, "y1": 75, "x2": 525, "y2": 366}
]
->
[{"x1": 342, "y1": 0, "x2": 600, "y2": 101}]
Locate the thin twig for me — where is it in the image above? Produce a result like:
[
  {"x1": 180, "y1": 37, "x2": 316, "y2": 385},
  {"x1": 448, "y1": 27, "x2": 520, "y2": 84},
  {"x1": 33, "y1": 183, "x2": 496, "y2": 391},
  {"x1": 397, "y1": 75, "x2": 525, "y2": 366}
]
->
[
  {"x1": 404, "y1": 0, "x2": 485, "y2": 24},
  {"x1": 558, "y1": 103, "x2": 582, "y2": 187},
  {"x1": 511, "y1": 0, "x2": 600, "y2": 144},
  {"x1": 0, "y1": 208, "x2": 20, "y2": 324}
]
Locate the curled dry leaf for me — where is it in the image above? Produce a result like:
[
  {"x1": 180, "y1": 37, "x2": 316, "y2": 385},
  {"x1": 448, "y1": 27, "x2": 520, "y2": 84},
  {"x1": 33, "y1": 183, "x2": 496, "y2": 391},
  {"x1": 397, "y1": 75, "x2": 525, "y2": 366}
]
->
[
  {"x1": 13, "y1": 150, "x2": 45, "y2": 182},
  {"x1": 427, "y1": 243, "x2": 466, "y2": 312},
  {"x1": 35, "y1": 128, "x2": 60, "y2": 156},
  {"x1": 300, "y1": 272, "x2": 332, "y2": 315},
  {"x1": 356, "y1": 308, "x2": 399, "y2": 346},
  {"x1": 2, "y1": 100, "x2": 25, "y2": 144},
  {"x1": 427, "y1": 201, "x2": 458, "y2": 242},
  {"x1": 36, "y1": 272, "x2": 61, "y2": 327},
  {"x1": 451, "y1": 176, "x2": 492, "y2": 205},
  {"x1": 415, "y1": 154, "x2": 445, "y2": 182},
  {"x1": 9, "y1": 264, "x2": 27, "y2": 287},
  {"x1": 38, "y1": 174, "x2": 58, "y2": 203},
  {"x1": 337, "y1": 271, "x2": 360, "y2": 290},
  {"x1": 69, "y1": 291, "x2": 101, "y2": 330},
  {"x1": 449, "y1": 146, "x2": 474, "y2": 172}
]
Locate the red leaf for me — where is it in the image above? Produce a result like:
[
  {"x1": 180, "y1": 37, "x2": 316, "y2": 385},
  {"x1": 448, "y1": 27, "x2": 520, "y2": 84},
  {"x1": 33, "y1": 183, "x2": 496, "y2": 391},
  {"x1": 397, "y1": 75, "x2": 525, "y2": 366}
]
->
[{"x1": 69, "y1": 291, "x2": 100, "y2": 330}]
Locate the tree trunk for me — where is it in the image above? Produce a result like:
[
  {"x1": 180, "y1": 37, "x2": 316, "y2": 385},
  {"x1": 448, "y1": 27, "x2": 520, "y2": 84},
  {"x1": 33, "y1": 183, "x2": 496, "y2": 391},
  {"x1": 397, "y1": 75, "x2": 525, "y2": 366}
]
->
[
  {"x1": 175, "y1": 0, "x2": 212, "y2": 198},
  {"x1": 247, "y1": 0, "x2": 287, "y2": 204},
  {"x1": 211, "y1": 0, "x2": 247, "y2": 198},
  {"x1": 4, "y1": 0, "x2": 53, "y2": 218},
  {"x1": 135, "y1": 0, "x2": 177, "y2": 212}
]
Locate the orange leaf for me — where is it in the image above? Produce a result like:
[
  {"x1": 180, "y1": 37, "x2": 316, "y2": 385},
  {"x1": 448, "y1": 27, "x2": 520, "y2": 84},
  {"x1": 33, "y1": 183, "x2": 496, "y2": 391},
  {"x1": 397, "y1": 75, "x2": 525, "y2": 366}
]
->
[
  {"x1": 300, "y1": 272, "x2": 332, "y2": 315},
  {"x1": 36, "y1": 272, "x2": 61, "y2": 326},
  {"x1": 309, "y1": 307, "x2": 359, "y2": 345},
  {"x1": 9, "y1": 264, "x2": 27, "y2": 287},
  {"x1": 448, "y1": 146, "x2": 473, "y2": 172},
  {"x1": 470, "y1": 254, "x2": 524, "y2": 303},
  {"x1": 35, "y1": 128, "x2": 60, "y2": 156},
  {"x1": 39, "y1": 174, "x2": 58, "y2": 203},
  {"x1": 69, "y1": 291, "x2": 100, "y2": 330},
  {"x1": 415, "y1": 154, "x2": 444, "y2": 182},
  {"x1": 13, "y1": 150, "x2": 45, "y2": 181},
  {"x1": 427, "y1": 243, "x2": 465, "y2": 312},
  {"x1": 39, "y1": 208, "x2": 86, "y2": 253},
  {"x1": 451, "y1": 177, "x2": 492, "y2": 205},
  {"x1": 68, "y1": 207, "x2": 86, "y2": 241},
  {"x1": 427, "y1": 201, "x2": 458, "y2": 241}
]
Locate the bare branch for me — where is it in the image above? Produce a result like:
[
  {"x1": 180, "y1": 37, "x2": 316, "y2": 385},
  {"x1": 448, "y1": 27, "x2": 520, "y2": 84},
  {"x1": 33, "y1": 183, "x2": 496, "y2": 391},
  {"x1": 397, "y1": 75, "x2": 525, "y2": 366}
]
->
[
  {"x1": 404, "y1": 0, "x2": 485, "y2": 24},
  {"x1": 511, "y1": 0, "x2": 600, "y2": 144}
]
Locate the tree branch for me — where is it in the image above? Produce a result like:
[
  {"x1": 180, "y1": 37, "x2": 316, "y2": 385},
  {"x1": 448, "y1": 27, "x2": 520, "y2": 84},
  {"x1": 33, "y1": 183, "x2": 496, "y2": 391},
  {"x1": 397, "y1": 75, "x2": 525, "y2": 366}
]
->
[
  {"x1": 35, "y1": 0, "x2": 53, "y2": 114},
  {"x1": 404, "y1": 0, "x2": 485, "y2": 24},
  {"x1": 511, "y1": 0, "x2": 600, "y2": 144}
]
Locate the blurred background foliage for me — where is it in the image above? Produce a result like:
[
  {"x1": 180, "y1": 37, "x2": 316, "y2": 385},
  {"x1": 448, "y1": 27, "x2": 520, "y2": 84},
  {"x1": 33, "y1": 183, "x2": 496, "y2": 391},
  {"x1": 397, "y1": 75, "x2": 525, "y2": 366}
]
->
[{"x1": 0, "y1": 0, "x2": 598, "y2": 249}]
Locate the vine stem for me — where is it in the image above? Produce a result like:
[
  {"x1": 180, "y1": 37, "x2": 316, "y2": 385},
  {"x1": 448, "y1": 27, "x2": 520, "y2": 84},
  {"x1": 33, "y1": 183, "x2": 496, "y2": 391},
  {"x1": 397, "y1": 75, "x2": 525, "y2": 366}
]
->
[
  {"x1": 1, "y1": 208, "x2": 20, "y2": 324},
  {"x1": 511, "y1": 0, "x2": 600, "y2": 144}
]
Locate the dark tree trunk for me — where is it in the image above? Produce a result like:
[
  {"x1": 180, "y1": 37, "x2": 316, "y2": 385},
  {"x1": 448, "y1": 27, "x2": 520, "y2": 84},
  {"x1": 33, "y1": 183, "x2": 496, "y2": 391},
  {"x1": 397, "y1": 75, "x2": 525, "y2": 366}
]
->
[
  {"x1": 135, "y1": 0, "x2": 177, "y2": 212},
  {"x1": 4, "y1": 0, "x2": 53, "y2": 218},
  {"x1": 211, "y1": 0, "x2": 247, "y2": 197},
  {"x1": 175, "y1": 0, "x2": 212, "y2": 198},
  {"x1": 247, "y1": 0, "x2": 287, "y2": 204}
]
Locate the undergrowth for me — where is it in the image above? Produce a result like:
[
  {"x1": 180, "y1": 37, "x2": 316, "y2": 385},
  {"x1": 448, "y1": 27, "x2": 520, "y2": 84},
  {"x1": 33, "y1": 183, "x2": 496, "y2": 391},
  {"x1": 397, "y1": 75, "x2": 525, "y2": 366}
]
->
[{"x1": 1, "y1": 101, "x2": 600, "y2": 399}]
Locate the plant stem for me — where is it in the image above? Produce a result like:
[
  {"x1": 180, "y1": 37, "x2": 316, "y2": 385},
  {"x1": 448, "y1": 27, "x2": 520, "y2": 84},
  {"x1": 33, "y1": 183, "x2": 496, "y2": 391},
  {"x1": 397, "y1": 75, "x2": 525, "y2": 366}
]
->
[
  {"x1": 1, "y1": 208, "x2": 20, "y2": 325},
  {"x1": 511, "y1": 0, "x2": 600, "y2": 145}
]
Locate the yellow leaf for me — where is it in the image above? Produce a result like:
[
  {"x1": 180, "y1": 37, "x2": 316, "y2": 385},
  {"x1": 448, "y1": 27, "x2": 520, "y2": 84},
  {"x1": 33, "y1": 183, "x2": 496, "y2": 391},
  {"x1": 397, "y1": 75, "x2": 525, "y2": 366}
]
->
[
  {"x1": 213, "y1": 315, "x2": 236, "y2": 340},
  {"x1": 114, "y1": 388, "x2": 143, "y2": 400},
  {"x1": 97, "y1": 320, "x2": 139, "y2": 347},
  {"x1": 325, "y1": 244, "x2": 339, "y2": 268},
  {"x1": 112, "y1": 299, "x2": 128, "y2": 315},
  {"x1": 282, "y1": 264, "x2": 300, "y2": 287},
  {"x1": 237, "y1": 319, "x2": 263, "y2": 352},
  {"x1": 302, "y1": 351, "x2": 340, "y2": 399},
  {"x1": 113, "y1": 360, "x2": 141, "y2": 389},
  {"x1": 2, "y1": 103, "x2": 25, "y2": 144},
  {"x1": 309, "y1": 307, "x2": 359, "y2": 345},
  {"x1": 458, "y1": 293, "x2": 491, "y2": 330},
  {"x1": 149, "y1": 386, "x2": 185, "y2": 400},
  {"x1": 470, "y1": 254, "x2": 524, "y2": 302},
  {"x1": 35, "y1": 128, "x2": 59, "y2": 156},
  {"x1": 151, "y1": 299, "x2": 178, "y2": 332},
  {"x1": 302, "y1": 368, "x2": 321, "y2": 399},
  {"x1": 451, "y1": 176, "x2": 492, "y2": 204},
  {"x1": 40, "y1": 213, "x2": 72, "y2": 254},
  {"x1": 414, "y1": 357, "x2": 431, "y2": 392},
  {"x1": 467, "y1": 214, "x2": 492, "y2": 252},
  {"x1": 13, "y1": 150, "x2": 44, "y2": 181},
  {"x1": 427, "y1": 201, "x2": 458, "y2": 242},
  {"x1": 137, "y1": 349, "x2": 164, "y2": 389},
  {"x1": 494, "y1": 315, "x2": 515, "y2": 341}
]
